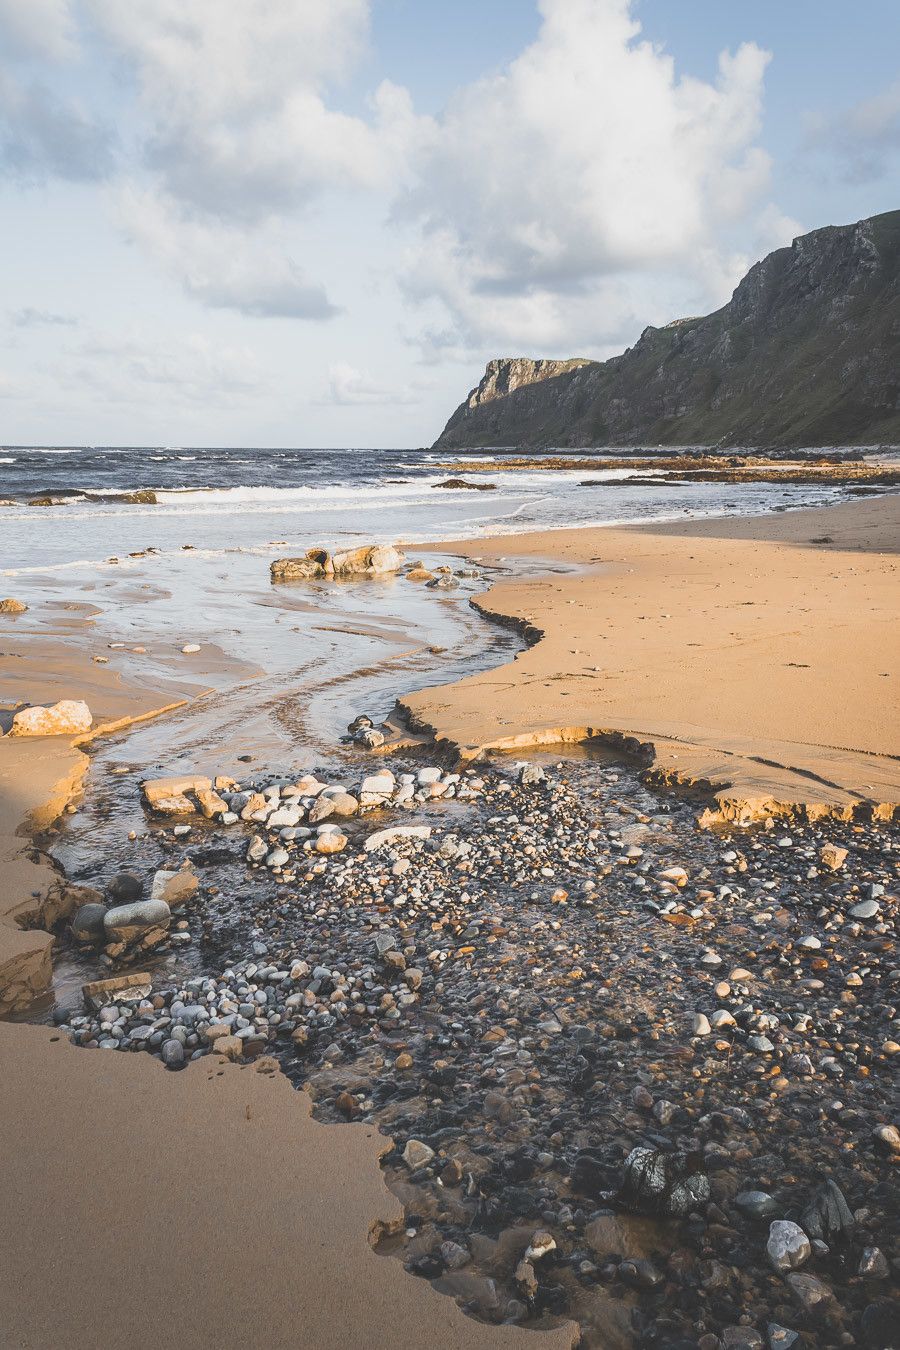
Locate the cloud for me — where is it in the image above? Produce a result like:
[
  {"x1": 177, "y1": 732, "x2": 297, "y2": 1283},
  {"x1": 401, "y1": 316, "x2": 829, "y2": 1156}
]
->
[
  {"x1": 87, "y1": 0, "x2": 425, "y2": 224},
  {"x1": 11, "y1": 307, "x2": 78, "y2": 328},
  {"x1": 0, "y1": 71, "x2": 113, "y2": 182},
  {"x1": 396, "y1": 0, "x2": 781, "y2": 353},
  {"x1": 804, "y1": 81, "x2": 900, "y2": 184},
  {"x1": 117, "y1": 188, "x2": 339, "y2": 319},
  {"x1": 0, "y1": 0, "x2": 77, "y2": 62},
  {"x1": 320, "y1": 362, "x2": 420, "y2": 406},
  {"x1": 68, "y1": 329, "x2": 265, "y2": 405}
]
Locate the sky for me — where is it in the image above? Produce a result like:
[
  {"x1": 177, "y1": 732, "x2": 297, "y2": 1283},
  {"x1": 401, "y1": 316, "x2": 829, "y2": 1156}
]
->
[{"x1": 0, "y1": 0, "x2": 897, "y2": 448}]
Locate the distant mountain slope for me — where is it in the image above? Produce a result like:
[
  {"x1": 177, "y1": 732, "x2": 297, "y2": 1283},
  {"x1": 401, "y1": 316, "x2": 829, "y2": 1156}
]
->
[{"x1": 434, "y1": 211, "x2": 900, "y2": 449}]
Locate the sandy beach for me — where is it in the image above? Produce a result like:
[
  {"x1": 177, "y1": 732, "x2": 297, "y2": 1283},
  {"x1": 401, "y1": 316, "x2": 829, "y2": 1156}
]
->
[
  {"x1": 0, "y1": 493, "x2": 897, "y2": 1349},
  {"x1": 408, "y1": 495, "x2": 900, "y2": 823}
]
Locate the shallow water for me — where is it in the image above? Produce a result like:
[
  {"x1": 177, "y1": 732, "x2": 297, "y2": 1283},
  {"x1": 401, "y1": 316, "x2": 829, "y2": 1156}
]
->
[{"x1": 1, "y1": 444, "x2": 853, "y2": 574}]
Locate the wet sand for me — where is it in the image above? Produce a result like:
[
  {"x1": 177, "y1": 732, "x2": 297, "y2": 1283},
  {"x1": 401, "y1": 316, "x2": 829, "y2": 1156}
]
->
[{"x1": 405, "y1": 496, "x2": 900, "y2": 823}]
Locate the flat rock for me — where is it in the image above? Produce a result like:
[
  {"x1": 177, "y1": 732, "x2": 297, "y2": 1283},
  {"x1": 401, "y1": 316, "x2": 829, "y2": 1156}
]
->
[{"x1": 364, "y1": 825, "x2": 431, "y2": 852}]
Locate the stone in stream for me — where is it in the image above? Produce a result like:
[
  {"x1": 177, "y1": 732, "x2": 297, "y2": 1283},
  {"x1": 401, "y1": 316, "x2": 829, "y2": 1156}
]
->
[
  {"x1": 358, "y1": 771, "x2": 395, "y2": 807},
  {"x1": 246, "y1": 835, "x2": 268, "y2": 863},
  {"x1": 402, "y1": 1139, "x2": 435, "y2": 1169},
  {"x1": 819, "y1": 843, "x2": 848, "y2": 871},
  {"x1": 357, "y1": 728, "x2": 385, "y2": 749},
  {"x1": 9, "y1": 699, "x2": 93, "y2": 737},
  {"x1": 150, "y1": 869, "x2": 198, "y2": 907},
  {"x1": 195, "y1": 786, "x2": 228, "y2": 819},
  {"x1": 71, "y1": 903, "x2": 108, "y2": 943},
  {"x1": 785, "y1": 1272, "x2": 834, "y2": 1317},
  {"x1": 82, "y1": 972, "x2": 152, "y2": 1010},
  {"x1": 364, "y1": 824, "x2": 431, "y2": 852},
  {"x1": 142, "y1": 775, "x2": 211, "y2": 810},
  {"x1": 105, "y1": 873, "x2": 143, "y2": 903},
  {"x1": 619, "y1": 1146, "x2": 710, "y2": 1217},
  {"x1": 104, "y1": 899, "x2": 171, "y2": 942},
  {"x1": 0, "y1": 597, "x2": 27, "y2": 613},
  {"x1": 766, "y1": 1326, "x2": 799, "y2": 1350}
]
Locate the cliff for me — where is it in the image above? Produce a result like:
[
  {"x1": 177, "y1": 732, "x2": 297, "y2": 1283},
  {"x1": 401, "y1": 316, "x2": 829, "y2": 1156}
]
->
[{"x1": 433, "y1": 210, "x2": 900, "y2": 449}]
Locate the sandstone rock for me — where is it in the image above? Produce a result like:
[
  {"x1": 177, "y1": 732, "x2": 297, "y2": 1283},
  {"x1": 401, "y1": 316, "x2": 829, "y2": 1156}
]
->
[
  {"x1": 82, "y1": 972, "x2": 152, "y2": 1010},
  {"x1": 150, "y1": 869, "x2": 198, "y2": 907},
  {"x1": 0, "y1": 597, "x2": 27, "y2": 614},
  {"x1": 195, "y1": 786, "x2": 229, "y2": 819},
  {"x1": 402, "y1": 1139, "x2": 435, "y2": 1169},
  {"x1": 271, "y1": 544, "x2": 404, "y2": 582},
  {"x1": 9, "y1": 699, "x2": 92, "y2": 737},
  {"x1": 819, "y1": 843, "x2": 848, "y2": 871},
  {"x1": 142, "y1": 775, "x2": 211, "y2": 809}
]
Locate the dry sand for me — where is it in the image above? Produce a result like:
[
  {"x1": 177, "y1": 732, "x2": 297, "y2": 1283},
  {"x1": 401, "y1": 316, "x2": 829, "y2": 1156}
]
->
[{"x1": 405, "y1": 495, "x2": 900, "y2": 822}]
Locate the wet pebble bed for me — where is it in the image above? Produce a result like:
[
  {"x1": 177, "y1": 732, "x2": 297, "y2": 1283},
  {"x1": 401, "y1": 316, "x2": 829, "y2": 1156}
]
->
[{"x1": 42, "y1": 754, "x2": 899, "y2": 1349}]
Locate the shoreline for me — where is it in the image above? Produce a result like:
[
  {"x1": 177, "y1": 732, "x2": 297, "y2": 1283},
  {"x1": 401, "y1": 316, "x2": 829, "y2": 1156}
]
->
[{"x1": 1, "y1": 491, "x2": 897, "y2": 1348}]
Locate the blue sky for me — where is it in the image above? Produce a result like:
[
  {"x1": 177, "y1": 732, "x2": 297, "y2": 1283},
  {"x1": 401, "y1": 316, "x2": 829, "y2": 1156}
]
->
[{"x1": 0, "y1": 0, "x2": 897, "y2": 448}]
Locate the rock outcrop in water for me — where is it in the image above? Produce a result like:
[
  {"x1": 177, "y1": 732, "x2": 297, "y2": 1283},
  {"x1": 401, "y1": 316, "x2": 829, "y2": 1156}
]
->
[
  {"x1": 271, "y1": 544, "x2": 404, "y2": 582},
  {"x1": 434, "y1": 211, "x2": 900, "y2": 449}
]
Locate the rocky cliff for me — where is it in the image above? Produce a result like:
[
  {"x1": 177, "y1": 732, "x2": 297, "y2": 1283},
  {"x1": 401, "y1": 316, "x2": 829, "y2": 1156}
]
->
[{"x1": 434, "y1": 211, "x2": 900, "y2": 449}]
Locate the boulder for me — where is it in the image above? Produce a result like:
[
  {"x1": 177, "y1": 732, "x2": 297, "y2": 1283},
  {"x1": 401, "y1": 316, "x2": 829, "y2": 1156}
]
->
[
  {"x1": 359, "y1": 771, "x2": 395, "y2": 807},
  {"x1": 105, "y1": 873, "x2": 143, "y2": 904},
  {"x1": 9, "y1": 699, "x2": 92, "y2": 737},
  {"x1": 331, "y1": 544, "x2": 403, "y2": 576},
  {"x1": 0, "y1": 597, "x2": 27, "y2": 614},
  {"x1": 71, "y1": 903, "x2": 108, "y2": 943},
  {"x1": 104, "y1": 899, "x2": 171, "y2": 942},
  {"x1": 270, "y1": 544, "x2": 404, "y2": 583},
  {"x1": 142, "y1": 775, "x2": 211, "y2": 810},
  {"x1": 150, "y1": 869, "x2": 198, "y2": 907}
]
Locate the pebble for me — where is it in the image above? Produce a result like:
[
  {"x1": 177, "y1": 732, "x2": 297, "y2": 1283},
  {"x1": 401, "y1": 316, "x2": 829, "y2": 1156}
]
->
[
  {"x1": 766, "y1": 1220, "x2": 811, "y2": 1273},
  {"x1": 54, "y1": 755, "x2": 899, "y2": 1347}
]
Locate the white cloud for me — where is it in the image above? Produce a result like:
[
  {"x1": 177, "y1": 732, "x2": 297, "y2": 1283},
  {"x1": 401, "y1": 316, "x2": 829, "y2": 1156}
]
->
[
  {"x1": 87, "y1": 0, "x2": 424, "y2": 223},
  {"x1": 117, "y1": 188, "x2": 339, "y2": 320},
  {"x1": 396, "y1": 0, "x2": 782, "y2": 353},
  {"x1": 804, "y1": 80, "x2": 900, "y2": 184},
  {"x1": 321, "y1": 363, "x2": 420, "y2": 406}
]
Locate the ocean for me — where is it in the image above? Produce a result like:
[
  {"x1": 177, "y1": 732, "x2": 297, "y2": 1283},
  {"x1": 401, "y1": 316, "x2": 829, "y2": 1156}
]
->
[{"x1": 0, "y1": 444, "x2": 850, "y2": 574}]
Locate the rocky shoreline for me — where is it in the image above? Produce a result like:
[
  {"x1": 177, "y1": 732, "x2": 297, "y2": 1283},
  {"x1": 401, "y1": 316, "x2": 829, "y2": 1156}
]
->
[{"x1": 43, "y1": 747, "x2": 899, "y2": 1348}]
